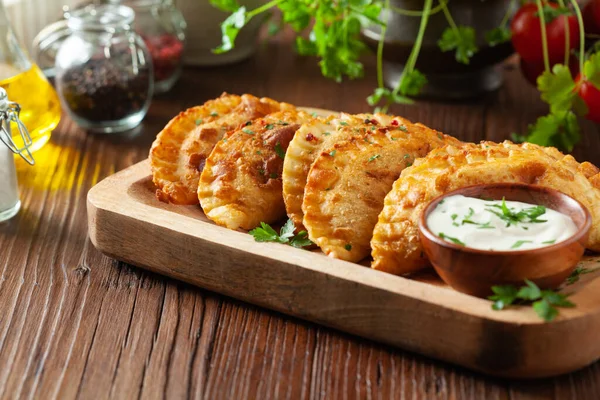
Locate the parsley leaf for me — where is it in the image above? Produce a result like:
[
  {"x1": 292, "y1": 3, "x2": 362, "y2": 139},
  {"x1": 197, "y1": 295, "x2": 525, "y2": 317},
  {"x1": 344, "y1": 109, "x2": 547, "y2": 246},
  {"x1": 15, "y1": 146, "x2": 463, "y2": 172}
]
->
[
  {"x1": 516, "y1": 111, "x2": 581, "y2": 153},
  {"x1": 290, "y1": 231, "x2": 313, "y2": 248},
  {"x1": 566, "y1": 265, "x2": 600, "y2": 285},
  {"x1": 534, "y1": 5, "x2": 572, "y2": 23},
  {"x1": 489, "y1": 285, "x2": 518, "y2": 310},
  {"x1": 437, "y1": 26, "x2": 478, "y2": 64},
  {"x1": 489, "y1": 280, "x2": 575, "y2": 322},
  {"x1": 438, "y1": 232, "x2": 465, "y2": 246},
  {"x1": 210, "y1": 0, "x2": 241, "y2": 12},
  {"x1": 584, "y1": 52, "x2": 600, "y2": 89},
  {"x1": 511, "y1": 240, "x2": 533, "y2": 249},
  {"x1": 367, "y1": 87, "x2": 414, "y2": 107},
  {"x1": 249, "y1": 219, "x2": 314, "y2": 249},
  {"x1": 484, "y1": 27, "x2": 511, "y2": 47},
  {"x1": 275, "y1": 142, "x2": 285, "y2": 159},
  {"x1": 398, "y1": 69, "x2": 428, "y2": 97},
  {"x1": 538, "y1": 65, "x2": 580, "y2": 115},
  {"x1": 368, "y1": 154, "x2": 380, "y2": 162},
  {"x1": 213, "y1": 6, "x2": 247, "y2": 54}
]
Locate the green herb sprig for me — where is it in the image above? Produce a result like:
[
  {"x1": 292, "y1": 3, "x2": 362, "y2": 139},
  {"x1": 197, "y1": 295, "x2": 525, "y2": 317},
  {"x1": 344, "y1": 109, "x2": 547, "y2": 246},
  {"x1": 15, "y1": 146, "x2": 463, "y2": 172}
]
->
[
  {"x1": 489, "y1": 279, "x2": 574, "y2": 322},
  {"x1": 566, "y1": 265, "x2": 600, "y2": 285},
  {"x1": 249, "y1": 219, "x2": 314, "y2": 248},
  {"x1": 485, "y1": 197, "x2": 547, "y2": 227}
]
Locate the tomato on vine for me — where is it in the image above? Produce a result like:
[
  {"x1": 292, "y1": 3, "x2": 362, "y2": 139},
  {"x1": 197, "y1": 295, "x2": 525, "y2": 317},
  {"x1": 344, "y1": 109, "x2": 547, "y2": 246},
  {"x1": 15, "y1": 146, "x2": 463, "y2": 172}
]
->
[
  {"x1": 583, "y1": 0, "x2": 600, "y2": 35},
  {"x1": 511, "y1": 3, "x2": 580, "y2": 64},
  {"x1": 577, "y1": 75, "x2": 600, "y2": 123}
]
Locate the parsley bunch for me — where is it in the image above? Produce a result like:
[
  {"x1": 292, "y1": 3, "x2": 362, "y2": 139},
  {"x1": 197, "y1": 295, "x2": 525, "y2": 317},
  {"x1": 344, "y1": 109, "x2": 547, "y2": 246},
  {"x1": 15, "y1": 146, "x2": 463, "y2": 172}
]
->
[
  {"x1": 489, "y1": 279, "x2": 574, "y2": 322},
  {"x1": 249, "y1": 219, "x2": 313, "y2": 248}
]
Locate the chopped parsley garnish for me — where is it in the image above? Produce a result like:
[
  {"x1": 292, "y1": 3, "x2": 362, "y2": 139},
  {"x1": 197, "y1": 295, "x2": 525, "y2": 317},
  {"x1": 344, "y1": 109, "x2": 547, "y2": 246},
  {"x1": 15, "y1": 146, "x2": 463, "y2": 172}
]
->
[
  {"x1": 368, "y1": 154, "x2": 380, "y2": 162},
  {"x1": 438, "y1": 232, "x2": 465, "y2": 246},
  {"x1": 477, "y1": 222, "x2": 494, "y2": 229},
  {"x1": 210, "y1": 112, "x2": 219, "y2": 117},
  {"x1": 403, "y1": 154, "x2": 410, "y2": 159},
  {"x1": 399, "y1": 125, "x2": 408, "y2": 132},
  {"x1": 329, "y1": 150, "x2": 337, "y2": 157},
  {"x1": 275, "y1": 142, "x2": 286, "y2": 159},
  {"x1": 566, "y1": 265, "x2": 600, "y2": 285},
  {"x1": 311, "y1": 112, "x2": 318, "y2": 117},
  {"x1": 489, "y1": 279, "x2": 575, "y2": 322},
  {"x1": 511, "y1": 240, "x2": 533, "y2": 249},
  {"x1": 266, "y1": 124, "x2": 274, "y2": 130},
  {"x1": 406, "y1": 162, "x2": 412, "y2": 167},
  {"x1": 195, "y1": 119, "x2": 203, "y2": 125},
  {"x1": 485, "y1": 197, "x2": 547, "y2": 227},
  {"x1": 451, "y1": 214, "x2": 458, "y2": 221},
  {"x1": 344, "y1": 243, "x2": 352, "y2": 251},
  {"x1": 245, "y1": 120, "x2": 252, "y2": 126},
  {"x1": 437, "y1": 133, "x2": 443, "y2": 139},
  {"x1": 323, "y1": 131, "x2": 331, "y2": 136},
  {"x1": 278, "y1": 120, "x2": 290, "y2": 126},
  {"x1": 542, "y1": 239, "x2": 556, "y2": 244},
  {"x1": 249, "y1": 219, "x2": 314, "y2": 249},
  {"x1": 269, "y1": 172, "x2": 278, "y2": 179},
  {"x1": 339, "y1": 121, "x2": 349, "y2": 126},
  {"x1": 258, "y1": 168, "x2": 265, "y2": 175},
  {"x1": 256, "y1": 150, "x2": 262, "y2": 155},
  {"x1": 243, "y1": 128, "x2": 255, "y2": 135}
]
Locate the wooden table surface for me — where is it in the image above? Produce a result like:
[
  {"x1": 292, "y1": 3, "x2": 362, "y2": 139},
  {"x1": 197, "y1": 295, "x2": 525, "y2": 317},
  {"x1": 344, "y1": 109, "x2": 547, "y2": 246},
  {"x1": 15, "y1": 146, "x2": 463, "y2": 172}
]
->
[{"x1": 2, "y1": 35, "x2": 600, "y2": 400}]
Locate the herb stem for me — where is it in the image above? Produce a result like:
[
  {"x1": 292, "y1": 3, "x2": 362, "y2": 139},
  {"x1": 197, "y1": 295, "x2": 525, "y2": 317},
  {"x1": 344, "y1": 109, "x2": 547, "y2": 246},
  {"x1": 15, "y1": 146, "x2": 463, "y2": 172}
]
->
[
  {"x1": 534, "y1": 0, "x2": 551, "y2": 72},
  {"x1": 569, "y1": 0, "x2": 585, "y2": 74},
  {"x1": 246, "y1": 0, "x2": 282, "y2": 19},
  {"x1": 440, "y1": 1, "x2": 459, "y2": 32},
  {"x1": 376, "y1": 0, "x2": 390, "y2": 89},
  {"x1": 390, "y1": 0, "x2": 446, "y2": 17},
  {"x1": 500, "y1": 0, "x2": 516, "y2": 27},
  {"x1": 392, "y1": 0, "x2": 433, "y2": 96}
]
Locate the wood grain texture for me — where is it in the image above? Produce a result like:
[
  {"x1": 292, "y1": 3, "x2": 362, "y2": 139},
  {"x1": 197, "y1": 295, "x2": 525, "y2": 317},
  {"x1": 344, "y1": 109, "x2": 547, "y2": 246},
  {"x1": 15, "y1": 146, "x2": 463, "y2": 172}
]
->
[
  {"x1": 88, "y1": 159, "x2": 600, "y2": 379},
  {"x1": 1, "y1": 30, "x2": 600, "y2": 398}
]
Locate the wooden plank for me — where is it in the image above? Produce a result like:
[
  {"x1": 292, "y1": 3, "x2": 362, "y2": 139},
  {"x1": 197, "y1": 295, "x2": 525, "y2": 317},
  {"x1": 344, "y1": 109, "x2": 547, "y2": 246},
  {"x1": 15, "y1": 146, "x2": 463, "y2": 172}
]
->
[{"x1": 88, "y1": 159, "x2": 600, "y2": 379}]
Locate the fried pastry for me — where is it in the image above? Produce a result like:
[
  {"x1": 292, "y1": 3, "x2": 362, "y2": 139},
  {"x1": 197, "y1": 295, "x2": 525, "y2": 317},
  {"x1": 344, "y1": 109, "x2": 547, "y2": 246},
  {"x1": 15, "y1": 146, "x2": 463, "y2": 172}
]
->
[
  {"x1": 198, "y1": 110, "x2": 315, "y2": 230},
  {"x1": 150, "y1": 93, "x2": 293, "y2": 204},
  {"x1": 282, "y1": 113, "x2": 397, "y2": 229},
  {"x1": 301, "y1": 119, "x2": 462, "y2": 262},
  {"x1": 371, "y1": 141, "x2": 600, "y2": 276}
]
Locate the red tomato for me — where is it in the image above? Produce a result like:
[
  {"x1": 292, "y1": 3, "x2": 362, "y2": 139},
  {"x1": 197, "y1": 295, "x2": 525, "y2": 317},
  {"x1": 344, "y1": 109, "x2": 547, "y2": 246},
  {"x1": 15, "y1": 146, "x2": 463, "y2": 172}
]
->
[
  {"x1": 583, "y1": 0, "x2": 600, "y2": 35},
  {"x1": 511, "y1": 4, "x2": 580, "y2": 64},
  {"x1": 577, "y1": 73, "x2": 600, "y2": 123}
]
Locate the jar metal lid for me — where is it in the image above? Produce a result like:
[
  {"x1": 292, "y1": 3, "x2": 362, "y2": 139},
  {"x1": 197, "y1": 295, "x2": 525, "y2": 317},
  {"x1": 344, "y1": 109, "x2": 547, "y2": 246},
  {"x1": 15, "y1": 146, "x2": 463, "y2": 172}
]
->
[{"x1": 0, "y1": 88, "x2": 34, "y2": 165}]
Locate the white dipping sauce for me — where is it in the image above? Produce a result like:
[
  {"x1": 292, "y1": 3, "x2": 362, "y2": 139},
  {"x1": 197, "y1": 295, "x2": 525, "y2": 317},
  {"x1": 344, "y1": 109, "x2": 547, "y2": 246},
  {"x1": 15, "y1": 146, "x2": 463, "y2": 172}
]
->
[{"x1": 427, "y1": 195, "x2": 577, "y2": 251}]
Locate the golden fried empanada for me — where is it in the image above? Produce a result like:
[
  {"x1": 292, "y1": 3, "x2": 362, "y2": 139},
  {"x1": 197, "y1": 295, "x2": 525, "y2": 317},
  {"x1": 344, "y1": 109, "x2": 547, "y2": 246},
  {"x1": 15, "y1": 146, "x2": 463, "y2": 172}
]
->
[
  {"x1": 371, "y1": 141, "x2": 600, "y2": 276},
  {"x1": 150, "y1": 93, "x2": 293, "y2": 204},
  {"x1": 282, "y1": 113, "x2": 397, "y2": 229},
  {"x1": 302, "y1": 119, "x2": 461, "y2": 262},
  {"x1": 198, "y1": 110, "x2": 315, "y2": 230}
]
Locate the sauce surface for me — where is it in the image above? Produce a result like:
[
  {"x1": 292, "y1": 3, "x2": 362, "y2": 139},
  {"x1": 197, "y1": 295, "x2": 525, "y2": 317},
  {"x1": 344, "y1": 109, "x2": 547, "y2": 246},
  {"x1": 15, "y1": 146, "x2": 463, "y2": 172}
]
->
[{"x1": 427, "y1": 195, "x2": 577, "y2": 251}]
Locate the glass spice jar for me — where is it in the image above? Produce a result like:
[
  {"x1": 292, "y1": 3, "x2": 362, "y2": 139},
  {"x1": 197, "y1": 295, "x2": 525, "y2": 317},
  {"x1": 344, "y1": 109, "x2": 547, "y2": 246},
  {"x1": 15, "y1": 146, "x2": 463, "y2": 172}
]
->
[
  {"x1": 112, "y1": 0, "x2": 185, "y2": 93},
  {"x1": 55, "y1": 4, "x2": 154, "y2": 133}
]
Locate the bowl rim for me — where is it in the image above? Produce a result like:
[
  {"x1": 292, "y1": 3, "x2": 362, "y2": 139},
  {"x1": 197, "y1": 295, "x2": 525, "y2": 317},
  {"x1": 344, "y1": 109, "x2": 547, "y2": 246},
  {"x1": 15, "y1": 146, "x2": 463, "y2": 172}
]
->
[{"x1": 418, "y1": 183, "x2": 592, "y2": 256}]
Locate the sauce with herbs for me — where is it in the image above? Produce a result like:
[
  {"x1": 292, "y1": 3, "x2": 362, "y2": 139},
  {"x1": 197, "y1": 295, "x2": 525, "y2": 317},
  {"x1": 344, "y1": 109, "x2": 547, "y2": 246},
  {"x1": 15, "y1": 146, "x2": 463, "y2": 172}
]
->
[{"x1": 427, "y1": 195, "x2": 577, "y2": 251}]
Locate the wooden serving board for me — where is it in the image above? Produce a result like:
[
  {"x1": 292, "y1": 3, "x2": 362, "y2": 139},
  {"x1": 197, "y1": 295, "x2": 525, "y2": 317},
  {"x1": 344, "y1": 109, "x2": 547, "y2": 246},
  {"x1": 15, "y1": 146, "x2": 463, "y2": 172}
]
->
[{"x1": 87, "y1": 154, "x2": 600, "y2": 380}]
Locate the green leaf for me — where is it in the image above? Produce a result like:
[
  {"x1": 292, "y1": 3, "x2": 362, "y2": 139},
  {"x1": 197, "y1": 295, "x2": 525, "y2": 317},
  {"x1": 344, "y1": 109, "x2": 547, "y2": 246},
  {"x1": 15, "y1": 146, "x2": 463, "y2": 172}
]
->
[
  {"x1": 437, "y1": 26, "x2": 478, "y2": 64},
  {"x1": 213, "y1": 6, "x2": 247, "y2": 54},
  {"x1": 485, "y1": 27, "x2": 511, "y2": 47},
  {"x1": 542, "y1": 290, "x2": 575, "y2": 307},
  {"x1": 275, "y1": 142, "x2": 286, "y2": 160},
  {"x1": 583, "y1": 52, "x2": 600, "y2": 90},
  {"x1": 537, "y1": 65, "x2": 577, "y2": 114},
  {"x1": 532, "y1": 299, "x2": 559, "y2": 322},
  {"x1": 249, "y1": 222, "x2": 281, "y2": 243},
  {"x1": 567, "y1": 265, "x2": 600, "y2": 285},
  {"x1": 398, "y1": 69, "x2": 427, "y2": 97},
  {"x1": 534, "y1": 5, "x2": 572, "y2": 23},
  {"x1": 209, "y1": 0, "x2": 241, "y2": 12},
  {"x1": 438, "y1": 232, "x2": 466, "y2": 246},
  {"x1": 279, "y1": 219, "x2": 295, "y2": 241},
  {"x1": 516, "y1": 279, "x2": 542, "y2": 300},
  {"x1": 488, "y1": 285, "x2": 518, "y2": 310},
  {"x1": 290, "y1": 231, "x2": 314, "y2": 248},
  {"x1": 520, "y1": 111, "x2": 581, "y2": 152}
]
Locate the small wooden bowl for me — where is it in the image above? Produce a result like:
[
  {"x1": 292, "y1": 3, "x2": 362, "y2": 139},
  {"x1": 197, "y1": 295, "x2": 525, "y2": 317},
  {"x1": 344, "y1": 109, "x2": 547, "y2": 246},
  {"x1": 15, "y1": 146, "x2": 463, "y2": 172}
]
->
[{"x1": 418, "y1": 184, "x2": 592, "y2": 298}]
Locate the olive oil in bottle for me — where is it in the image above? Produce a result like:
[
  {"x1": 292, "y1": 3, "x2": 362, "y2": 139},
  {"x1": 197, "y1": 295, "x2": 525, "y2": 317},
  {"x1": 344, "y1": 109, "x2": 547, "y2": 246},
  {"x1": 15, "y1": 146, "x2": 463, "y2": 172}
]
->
[{"x1": 0, "y1": 63, "x2": 61, "y2": 152}]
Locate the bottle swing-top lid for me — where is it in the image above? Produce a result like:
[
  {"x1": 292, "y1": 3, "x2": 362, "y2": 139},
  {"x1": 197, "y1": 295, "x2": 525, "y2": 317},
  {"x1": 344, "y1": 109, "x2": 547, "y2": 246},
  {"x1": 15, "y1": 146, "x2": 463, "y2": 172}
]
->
[{"x1": 0, "y1": 87, "x2": 34, "y2": 165}]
